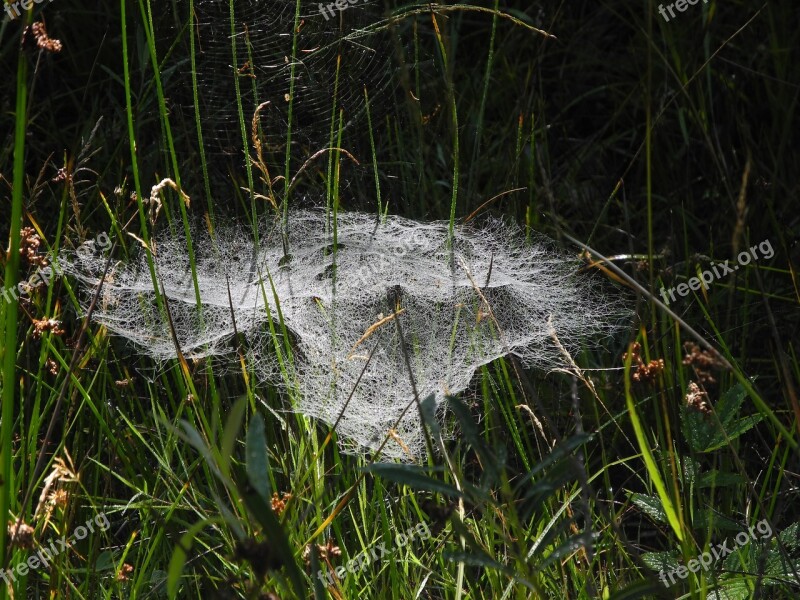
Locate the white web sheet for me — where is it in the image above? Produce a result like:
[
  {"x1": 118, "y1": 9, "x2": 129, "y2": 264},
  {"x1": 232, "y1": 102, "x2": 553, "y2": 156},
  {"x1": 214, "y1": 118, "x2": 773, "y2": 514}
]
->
[{"x1": 65, "y1": 211, "x2": 629, "y2": 460}]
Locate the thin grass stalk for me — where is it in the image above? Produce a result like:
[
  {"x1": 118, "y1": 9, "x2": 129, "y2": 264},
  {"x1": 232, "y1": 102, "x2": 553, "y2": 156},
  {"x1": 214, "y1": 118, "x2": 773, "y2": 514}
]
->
[
  {"x1": 363, "y1": 86, "x2": 384, "y2": 217},
  {"x1": 121, "y1": 0, "x2": 160, "y2": 306},
  {"x1": 143, "y1": 1, "x2": 228, "y2": 456},
  {"x1": 526, "y1": 113, "x2": 537, "y2": 234},
  {"x1": 623, "y1": 350, "x2": 686, "y2": 545},
  {"x1": 121, "y1": 0, "x2": 207, "y2": 523},
  {"x1": 282, "y1": 0, "x2": 303, "y2": 232},
  {"x1": 189, "y1": 0, "x2": 216, "y2": 224},
  {"x1": 431, "y1": 12, "x2": 459, "y2": 241},
  {"x1": 466, "y1": 0, "x2": 499, "y2": 201},
  {"x1": 28, "y1": 188, "x2": 68, "y2": 512},
  {"x1": 227, "y1": 0, "x2": 258, "y2": 246},
  {"x1": 645, "y1": 0, "x2": 656, "y2": 328},
  {"x1": 0, "y1": 31, "x2": 28, "y2": 594},
  {"x1": 140, "y1": 0, "x2": 204, "y2": 313},
  {"x1": 326, "y1": 54, "x2": 343, "y2": 232}
]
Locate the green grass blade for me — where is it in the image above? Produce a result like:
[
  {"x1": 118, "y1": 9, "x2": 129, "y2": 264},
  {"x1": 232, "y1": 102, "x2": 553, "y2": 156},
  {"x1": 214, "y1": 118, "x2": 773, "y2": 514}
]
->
[
  {"x1": 624, "y1": 345, "x2": 684, "y2": 542},
  {"x1": 0, "y1": 29, "x2": 28, "y2": 594}
]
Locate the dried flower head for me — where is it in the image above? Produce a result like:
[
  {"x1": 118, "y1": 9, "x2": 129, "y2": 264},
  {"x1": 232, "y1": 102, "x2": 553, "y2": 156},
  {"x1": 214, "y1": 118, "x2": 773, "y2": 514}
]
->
[
  {"x1": 45, "y1": 358, "x2": 60, "y2": 376},
  {"x1": 51, "y1": 488, "x2": 69, "y2": 509},
  {"x1": 685, "y1": 381, "x2": 712, "y2": 414},
  {"x1": 20, "y1": 227, "x2": 49, "y2": 269},
  {"x1": 270, "y1": 492, "x2": 292, "y2": 517},
  {"x1": 302, "y1": 538, "x2": 341, "y2": 567},
  {"x1": 7, "y1": 520, "x2": 35, "y2": 550},
  {"x1": 33, "y1": 318, "x2": 65, "y2": 339},
  {"x1": 623, "y1": 342, "x2": 665, "y2": 384},
  {"x1": 683, "y1": 342, "x2": 723, "y2": 385},
  {"x1": 52, "y1": 167, "x2": 68, "y2": 183},
  {"x1": 116, "y1": 563, "x2": 134, "y2": 582},
  {"x1": 33, "y1": 452, "x2": 79, "y2": 520},
  {"x1": 26, "y1": 22, "x2": 63, "y2": 53}
]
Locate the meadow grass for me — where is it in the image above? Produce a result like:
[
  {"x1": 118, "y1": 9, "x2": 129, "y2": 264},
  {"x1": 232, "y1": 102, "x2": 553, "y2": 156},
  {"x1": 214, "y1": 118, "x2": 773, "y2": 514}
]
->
[{"x1": 1, "y1": 1, "x2": 799, "y2": 599}]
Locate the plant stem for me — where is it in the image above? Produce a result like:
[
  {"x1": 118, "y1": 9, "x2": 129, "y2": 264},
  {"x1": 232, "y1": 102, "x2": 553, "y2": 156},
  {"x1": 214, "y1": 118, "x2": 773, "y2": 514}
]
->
[{"x1": 0, "y1": 35, "x2": 28, "y2": 597}]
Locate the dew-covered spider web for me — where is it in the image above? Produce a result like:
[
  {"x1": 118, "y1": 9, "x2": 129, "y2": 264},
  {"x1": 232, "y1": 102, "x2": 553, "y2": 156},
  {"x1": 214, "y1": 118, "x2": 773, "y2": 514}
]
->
[
  {"x1": 86, "y1": 3, "x2": 629, "y2": 459},
  {"x1": 64, "y1": 211, "x2": 630, "y2": 460}
]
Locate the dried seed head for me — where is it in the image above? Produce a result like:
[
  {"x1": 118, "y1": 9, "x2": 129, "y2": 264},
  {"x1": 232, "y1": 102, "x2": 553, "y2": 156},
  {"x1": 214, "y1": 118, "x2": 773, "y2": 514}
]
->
[
  {"x1": 683, "y1": 342, "x2": 722, "y2": 385},
  {"x1": 7, "y1": 521, "x2": 35, "y2": 550},
  {"x1": 51, "y1": 488, "x2": 69, "y2": 509},
  {"x1": 685, "y1": 381, "x2": 712, "y2": 414},
  {"x1": 623, "y1": 342, "x2": 665, "y2": 384},
  {"x1": 45, "y1": 358, "x2": 60, "y2": 376},
  {"x1": 270, "y1": 492, "x2": 292, "y2": 517},
  {"x1": 20, "y1": 227, "x2": 49, "y2": 269},
  {"x1": 27, "y1": 22, "x2": 63, "y2": 53},
  {"x1": 32, "y1": 318, "x2": 65, "y2": 339},
  {"x1": 52, "y1": 167, "x2": 68, "y2": 183},
  {"x1": 302, "y1": 538, "x2": 341, "y2": 566},
  {"x1": 116, "y1": 563, "x2": 134, "y2": 582}
]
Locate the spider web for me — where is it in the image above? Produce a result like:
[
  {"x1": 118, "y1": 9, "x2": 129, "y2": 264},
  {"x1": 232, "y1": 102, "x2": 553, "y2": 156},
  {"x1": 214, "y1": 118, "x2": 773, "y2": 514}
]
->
[
  {"x1": 162, "y1": 0, "x2": 396, "y2": 163},
  {"x1": 64, "y1": 211, "x2": 630, "y2": 460}
]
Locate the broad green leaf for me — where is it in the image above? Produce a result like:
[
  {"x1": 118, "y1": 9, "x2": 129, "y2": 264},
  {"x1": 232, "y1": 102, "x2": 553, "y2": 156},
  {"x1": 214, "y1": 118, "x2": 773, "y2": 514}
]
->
[
  {"x1": 220, "y1": 396, "x2": 248, "y2": 478},
  {"x1": 682, "y1": 383, "x2": 763, "y2": 452},
  {"x1": 629, "y1": 492, "x2": 667, "y2": 524},
  {"x1": 778, "y1": 521, "x2": 800, "y2": 550},
  {"x1": 696, "y1": 470, "x2": 744, "y2": 489},
  {"x1": 705, "y1": 579, "x2": 759, "y2": 600},
  {"x1": 420, "y1": 393, "x2": 440, "y2": 439},
  {"x1": 363, "y1": 464, "x2": 464, "y2": 498},
  {"x1": 640, "y1": 550, "x2": 679, "y2": 574},
  {"x1": 682, "y1": 454, "x2": 700, "y2": 487},
  {"x1": 690, "y1": 509, "x2": 742, "y2": 531},
  {"x1": 607, "y1": 579, "x2": 672, "y2": 600},
  {"x1": 702, "y1": 415, "x2": 763, "y2": 452},
  {"x1": 167, "y1": 518, "x2": 223, "y2": 599},
  {"x1": 239, "y1": 484, "x2": 306, "y2": 599},
  {"x1": 246, "y1": 413, "x2": 272, "y2": 503}
]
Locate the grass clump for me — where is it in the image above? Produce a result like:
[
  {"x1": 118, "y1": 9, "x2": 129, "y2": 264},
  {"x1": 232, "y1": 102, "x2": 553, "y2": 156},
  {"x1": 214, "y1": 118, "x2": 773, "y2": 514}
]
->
[{"x1": 0, "y1": 1, "x2": 799, "y2": 599}]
